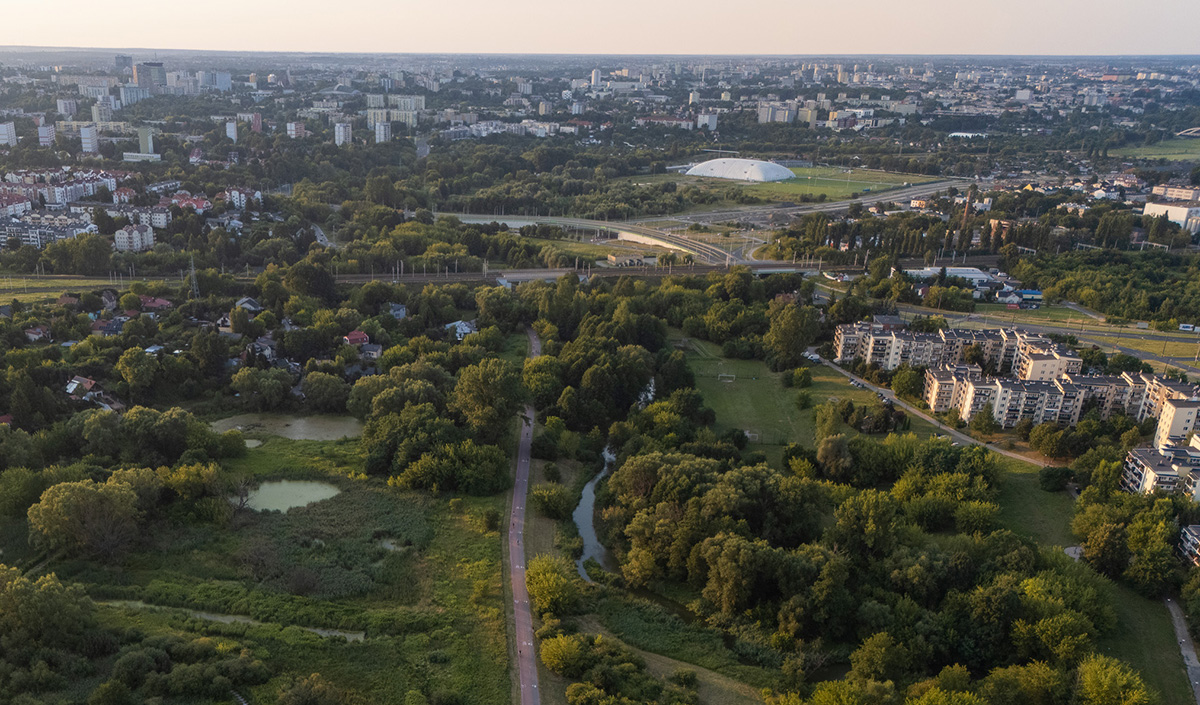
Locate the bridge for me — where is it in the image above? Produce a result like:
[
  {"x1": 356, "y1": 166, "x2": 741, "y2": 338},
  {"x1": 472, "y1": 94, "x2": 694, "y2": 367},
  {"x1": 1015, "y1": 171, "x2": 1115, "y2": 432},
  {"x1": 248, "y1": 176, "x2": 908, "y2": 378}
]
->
[{"x1": 1177, "y1": 127, "x2": 1200, "y2": 138}]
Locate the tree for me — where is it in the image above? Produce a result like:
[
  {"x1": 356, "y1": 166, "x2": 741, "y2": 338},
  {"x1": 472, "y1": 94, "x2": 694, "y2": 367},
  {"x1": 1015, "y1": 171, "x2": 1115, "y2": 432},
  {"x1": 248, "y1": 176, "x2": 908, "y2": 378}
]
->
[
  {"x1": 1082, "y1": 522, "x2": 1129, "y2": 578},
  {"x1": 277, "y1": 674, "x2": 354, "y2": 705},
  {"x1": 1124, "y1": 515, "x2": 1176, "y2": 595},
  {"x1": 891, "y1": 367, "x2": 922, "y2": 399},
  {"x1": 969, "y1": 404, "x2": 1000, "y2": 435},
  {"x1": 540, "y1": 634, "x2": 587, "y2": 677},
  {"x1": 763, "y1": 303, "x2": 820, "y2": 370},
  {"x1": 116, "y1": 347, "x2": 159, "y2": 398},
  {"x1": 302, "y1": 372, "x2": 350, "y2": 412},
  {"x1": 0, "y1": 563, "x2": 93, "y2": 651},
  {"x1": 231, "y1": 367, "x2": 294, "y2": 410},
  {"x1": 27, "y1": 480, "x2": 140, "y2": 558},
  {"x1": 849, "y1": 631, "x2": 910, "y2": 684},
  {"x1": 1074, "y1": 654, "x2": 1153, "y2": 705},
  {"x1": 525, "y1": 554, "x2": 579, "y2": 615},
  {"x1": 449, "y1": 359, "x2": 522, "y2": 443},
  {"x1": 794, "y1": 368, "x2": 813, "y2": 388}
]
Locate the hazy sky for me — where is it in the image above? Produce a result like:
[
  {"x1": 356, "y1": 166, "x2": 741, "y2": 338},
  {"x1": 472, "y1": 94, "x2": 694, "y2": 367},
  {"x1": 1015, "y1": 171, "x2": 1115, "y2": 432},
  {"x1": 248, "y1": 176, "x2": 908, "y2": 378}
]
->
[{"x1": 5, "y1": 0, "x2": 1200, "y2": 55}]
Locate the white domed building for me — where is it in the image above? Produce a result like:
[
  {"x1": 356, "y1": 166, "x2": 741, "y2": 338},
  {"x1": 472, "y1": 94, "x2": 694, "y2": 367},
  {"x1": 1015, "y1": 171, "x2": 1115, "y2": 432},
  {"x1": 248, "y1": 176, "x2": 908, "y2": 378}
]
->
[{"x1": 685, "y1": 158, "x2": 795, "y2": 182}]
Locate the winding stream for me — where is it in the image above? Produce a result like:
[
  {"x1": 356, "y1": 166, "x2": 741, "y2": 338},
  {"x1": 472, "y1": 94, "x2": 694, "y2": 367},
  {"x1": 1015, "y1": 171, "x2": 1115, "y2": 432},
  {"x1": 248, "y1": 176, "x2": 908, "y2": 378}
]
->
[{"x1": 573, "y1": 448, "x2": 618, "y2": 581}]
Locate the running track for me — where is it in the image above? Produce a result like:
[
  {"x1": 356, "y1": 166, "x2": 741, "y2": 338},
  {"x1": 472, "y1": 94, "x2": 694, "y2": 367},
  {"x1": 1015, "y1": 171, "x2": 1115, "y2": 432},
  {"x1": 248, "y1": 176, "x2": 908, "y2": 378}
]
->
[{"x1": 508, "y1": 328, "x2": 541, "y2": 705}]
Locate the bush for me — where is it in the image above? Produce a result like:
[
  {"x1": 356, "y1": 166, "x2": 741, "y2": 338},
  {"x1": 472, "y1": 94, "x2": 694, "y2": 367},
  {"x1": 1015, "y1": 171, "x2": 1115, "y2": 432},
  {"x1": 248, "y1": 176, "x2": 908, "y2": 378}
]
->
[
  {"x1": 531, "y1": 484, "x2": 574, "y2": 521},
  {"x1": 543, "y1": 463, "x2": 561, "y2": 483},
  {"x1": 1039, "y1": 466, "x2": 1073, "y2": 492},
  {"x1": 794, "y1": 368, "x2": 813, "y2": 388},
  {"x1": 796, "y1": 391, "x2": 812, "y2": 410},
  {"x1": 483, "y1": 509, "x2": 500, "y2": 532}
]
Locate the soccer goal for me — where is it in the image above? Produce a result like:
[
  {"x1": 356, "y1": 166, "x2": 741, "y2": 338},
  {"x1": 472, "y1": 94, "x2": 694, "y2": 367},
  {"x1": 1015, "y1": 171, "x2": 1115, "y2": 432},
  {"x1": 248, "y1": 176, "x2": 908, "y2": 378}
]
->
[{"x1": 718, "y1": 373, "x2": 737, "y2": 383}]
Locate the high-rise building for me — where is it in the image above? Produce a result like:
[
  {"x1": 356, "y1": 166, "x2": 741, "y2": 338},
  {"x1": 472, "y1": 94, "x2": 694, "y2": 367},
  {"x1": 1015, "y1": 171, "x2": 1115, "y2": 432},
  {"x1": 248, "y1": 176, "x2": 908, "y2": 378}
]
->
[
  {"x1": 91, "y1": 103, "x2": 114, "y2": 123},
  {"x1": 375, "y1": 122, "x2": 391, "y2": 144},
  {"x1": 80, "y1": 124, "x2": 100, "y2": 153},
  {"x1": 251, "y1": 113, "x2": 262, "y2": 133},
  {"x1": 367, "y1": 94, "x2": 386, "y2": 108},
  {"x1": 591, "y1": 69, "x2": 602, "y2": 86},
  {"x1": 37, "y1": 125, "x2": 55, "y2": 147},
  {"x1": 138, "y1": 127, "x2": 154, "y2": 154},
  {"x1": 119, "y1": 85, "x2": 151, "y2": 106},
  {"x1": 226, "y1": 122, "x2": 238, "y2": 142},
  {"x1": 115, "y1": 55, "x2": 133, "y2": 73},
  {"x1": 134, "y1": 62, "x2": 167, "y2": 92},
  {"x1": 0, "y1": 122, "x2": 16, "y2": 147},
  {"x1": 334, "y1": 122, "x2": 352, "y2": 146},
  {"x1": 286, "y1": 122, "x2": 308, "y2": 139},
  {"x1": 688, "y1": 91, "x2": 700, "y2": 104},
  {"x1": 56, "y1": 99, "x2": 78, "y2": 117}
]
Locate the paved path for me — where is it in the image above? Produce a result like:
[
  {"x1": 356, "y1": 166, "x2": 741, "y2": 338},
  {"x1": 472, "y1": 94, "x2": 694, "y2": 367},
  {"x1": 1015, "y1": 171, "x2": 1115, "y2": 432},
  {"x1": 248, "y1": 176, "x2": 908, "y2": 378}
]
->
[
  {"x1": 1164, "y1": 596, "x2": 1200, "y2": 705},
  {"x1": 820, "y1": 359, "x2": 1051, "y2": 468},
  {"x1": 508, "y1": 328, "x2": 541, "y2": 705}
]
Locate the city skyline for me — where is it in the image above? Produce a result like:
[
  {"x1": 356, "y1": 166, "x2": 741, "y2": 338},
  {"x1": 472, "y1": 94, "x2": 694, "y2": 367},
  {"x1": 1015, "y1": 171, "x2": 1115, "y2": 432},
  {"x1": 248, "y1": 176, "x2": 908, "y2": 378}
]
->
[{"x1": 3, "y1": 0, "x2": 1200, "y2": 56}]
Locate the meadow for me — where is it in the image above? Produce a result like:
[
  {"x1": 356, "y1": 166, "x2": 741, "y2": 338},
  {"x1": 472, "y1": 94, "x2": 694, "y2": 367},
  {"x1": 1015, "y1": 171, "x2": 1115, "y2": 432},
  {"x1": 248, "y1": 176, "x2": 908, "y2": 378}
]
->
[{"x1": 1111, "y1": 139, "x2": 1200, "y2": 161}]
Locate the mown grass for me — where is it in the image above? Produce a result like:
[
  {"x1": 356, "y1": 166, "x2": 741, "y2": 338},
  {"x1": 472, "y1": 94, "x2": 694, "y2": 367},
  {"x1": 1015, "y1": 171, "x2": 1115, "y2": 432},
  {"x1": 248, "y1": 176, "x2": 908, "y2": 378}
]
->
[
  {"x1": 993, "y1": 455, "x2": 1076, "y2": 547},
  {"x1": 1111, "y1": 139, "x2": 1200, "y2": 161},
  {"x1": 1097, "y1": 584, "x2": 1193, "y2": 705},
  {"x1": 991, "y1": 457, "x2": 1192, "y2": 705}
]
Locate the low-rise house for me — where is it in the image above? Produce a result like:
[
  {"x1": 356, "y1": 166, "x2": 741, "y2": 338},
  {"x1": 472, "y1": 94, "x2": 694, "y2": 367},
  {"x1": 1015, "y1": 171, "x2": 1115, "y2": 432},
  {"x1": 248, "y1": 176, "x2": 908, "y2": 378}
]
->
[
  {"x1": 361, "y1": 343, "x2": 383, "y2": 361},
  {"x1": 387, "y1": 303, "x2": 408, "y2": 320},
  {"x1": 235, "y1": 297, "x2": 263, "y2": 313},
  {"x1": 65, "y1": 375, "x2": 97, "y2": 396},
  {"x1": 343, "y1": 330, "x2": 370, "y2": 346},
  {"x1": 24, "y1": 325, "x2": 50, "y2": 342},
  {"x1": 138, "y1": 295, "x2": 172, "y2": 310},
  {"x1": 445, "y1": 320, "x2": 479, "y2": 341}
]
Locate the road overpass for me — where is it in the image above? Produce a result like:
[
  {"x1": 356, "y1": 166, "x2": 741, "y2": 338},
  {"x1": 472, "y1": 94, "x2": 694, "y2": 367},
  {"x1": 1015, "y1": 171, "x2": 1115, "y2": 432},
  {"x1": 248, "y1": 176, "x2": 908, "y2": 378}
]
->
[{"x1": 332, "y1": 262, "x2": 820, "y2": 287}]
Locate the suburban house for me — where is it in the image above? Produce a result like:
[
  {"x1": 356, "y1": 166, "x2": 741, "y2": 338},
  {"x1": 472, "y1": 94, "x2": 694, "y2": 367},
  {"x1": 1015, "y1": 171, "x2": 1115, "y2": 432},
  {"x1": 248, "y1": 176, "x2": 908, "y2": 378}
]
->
[
  {"x1": 445, "y1": 320, "x2": 479, "y2": 341},
  {"x1": 344, "y1": 330, "x2": 370, "y2": 346},
  {"x1": 24, "y1": 325, "x2": 51, "y2": 342}
]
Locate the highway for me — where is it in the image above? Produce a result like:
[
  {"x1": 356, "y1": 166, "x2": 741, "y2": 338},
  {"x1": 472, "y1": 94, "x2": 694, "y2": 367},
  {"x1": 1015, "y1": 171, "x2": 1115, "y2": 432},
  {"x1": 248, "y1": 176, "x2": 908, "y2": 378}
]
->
[
  {"x1": 508, "y1": 327, "x2": 541, "y2": 705},
  {"x1": 331, "y1": 262, "x2": 819, "y2": 287}
]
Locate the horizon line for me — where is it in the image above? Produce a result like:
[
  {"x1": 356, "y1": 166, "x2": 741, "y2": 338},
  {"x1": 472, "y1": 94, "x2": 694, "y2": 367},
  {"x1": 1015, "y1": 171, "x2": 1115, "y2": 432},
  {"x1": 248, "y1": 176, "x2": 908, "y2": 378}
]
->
[{"x1": 3, "y1": 44, "x2": 1200, "y2": 60}]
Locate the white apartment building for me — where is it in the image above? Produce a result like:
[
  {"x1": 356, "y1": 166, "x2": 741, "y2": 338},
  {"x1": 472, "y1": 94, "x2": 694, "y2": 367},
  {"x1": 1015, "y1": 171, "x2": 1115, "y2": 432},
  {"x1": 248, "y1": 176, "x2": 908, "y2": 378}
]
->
[
  {"x1": 0, "y1": 122, "x2": 16, "y2": 147},
  {"x1": 334, "y1": 123, "x2": 352, "y2": 146},
  {"x1": 80, "y1": 125, "x2": 100, "y2": 154},
  {"x1": 1143, "y1": 201, "x2": 1200, "y2": 235},
  {"x1": 375, "y1": 122, "x2": 391, "y2": 144},
  {"x1": 114, "y1": 224, "x2": 155, "y2": 252},
  {"x1": 1155, "y1": 397, "x2": 1200, "y2": 448},
  {"x1": 286, "y1": 122, "x2": 307, "y2": 139},
  {"x1": 37, "y1": 125, "x2": 55, "y2": 147},
  {"x1": 1122, "y1": 437, "x2": 1200, "y2": 500},
  {"x1": 1152, "y1": 185, "x2": 1200, "y2": 202},
  {"x1": 225, "y1": 121, "x2": 238, "y2": 142}
]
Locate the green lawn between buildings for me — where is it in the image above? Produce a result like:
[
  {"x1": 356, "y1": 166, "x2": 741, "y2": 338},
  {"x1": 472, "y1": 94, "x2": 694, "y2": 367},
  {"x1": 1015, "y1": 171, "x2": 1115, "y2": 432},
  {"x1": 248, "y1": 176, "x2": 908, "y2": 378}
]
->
[{"x1": 680, "y1": 337, "x2": 1193, "y2": 705}]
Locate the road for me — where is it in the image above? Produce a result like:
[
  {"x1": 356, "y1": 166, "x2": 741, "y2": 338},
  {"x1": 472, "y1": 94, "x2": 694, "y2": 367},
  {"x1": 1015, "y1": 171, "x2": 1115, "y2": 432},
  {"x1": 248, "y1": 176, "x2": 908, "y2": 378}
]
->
[
  {"x1": 508, "y1": 327, "x2": 541, "y2": 705},
  {"x1": 1164, "y1": 596, "x2": 1200, "y2": 705},
  {"x1": 820, "y1": 357, "x2": 1050, "y2": 468}
]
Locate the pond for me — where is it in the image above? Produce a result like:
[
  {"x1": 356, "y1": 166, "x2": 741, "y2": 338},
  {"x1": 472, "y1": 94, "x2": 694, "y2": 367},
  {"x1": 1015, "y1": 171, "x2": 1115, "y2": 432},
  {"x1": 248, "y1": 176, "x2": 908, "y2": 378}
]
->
[
  {"x1": 243, "y1": 480, "x2": 341, "y2": 512},
  {"x1": 211, "y1": 414, "x2": 363, "y2": 441},
  {"x1": 572, "y1": 448, "x2": 618, "y2": 581}
]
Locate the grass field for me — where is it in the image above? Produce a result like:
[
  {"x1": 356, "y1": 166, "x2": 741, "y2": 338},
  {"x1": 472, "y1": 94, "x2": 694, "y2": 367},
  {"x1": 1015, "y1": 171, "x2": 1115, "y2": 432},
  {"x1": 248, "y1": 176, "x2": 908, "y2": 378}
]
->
[
  {"x1": 680, "y1": 334, "x2": 940, "y2": 464},
  {"x1": 515, "y1": 236, "x2": 667, "y2": 263},
  {"x1": 0, "y1": 275, "x2": 149, "y2": 304},
  {"x1": 621, "y1": 167, "x2": 936, "y2": 205},
  {"x1": 991, "y1": 459, "x2": 1193, "y2": 705},
  {"x1": 1083, "y1": 334, "x2": 1200, "y2": 361},
  {"x1": 1111, "y1": 139, "x2": 1200, "y2": 161},
  {"x1": 743, "y1": 166, "x2": 936, "y2": 201}
]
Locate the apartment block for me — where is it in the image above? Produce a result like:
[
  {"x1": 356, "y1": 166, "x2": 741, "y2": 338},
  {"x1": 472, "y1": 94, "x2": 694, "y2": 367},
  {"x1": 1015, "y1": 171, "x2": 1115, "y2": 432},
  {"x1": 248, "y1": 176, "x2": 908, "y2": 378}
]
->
[
  {"x1": 1154, "y1": 397, "x2": 1200, "y2": 447},
  {"x1": 1122, "y1": 437, "x2": 1200, "y2": 500},
  {"x1": 924, "y1": 364, "x2": 984, "y2": 414}
]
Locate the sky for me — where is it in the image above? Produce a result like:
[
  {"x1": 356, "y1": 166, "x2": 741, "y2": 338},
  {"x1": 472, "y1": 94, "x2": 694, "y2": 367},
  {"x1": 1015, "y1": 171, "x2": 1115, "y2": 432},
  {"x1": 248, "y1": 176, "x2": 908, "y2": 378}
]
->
[{"x1": 4, "y1": 0, "x2": 1200, "y2": 56}]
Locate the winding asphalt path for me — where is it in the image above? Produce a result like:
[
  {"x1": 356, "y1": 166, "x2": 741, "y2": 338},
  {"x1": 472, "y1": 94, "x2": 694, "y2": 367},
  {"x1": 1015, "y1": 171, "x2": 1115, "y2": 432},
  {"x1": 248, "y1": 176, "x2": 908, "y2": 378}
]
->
[
  {"x1": 508, "y1": 328, "x2": 541, "y2": 705},
  {"x1": 1164, "y1": 597, "x2": 1200, "y2": 705}
]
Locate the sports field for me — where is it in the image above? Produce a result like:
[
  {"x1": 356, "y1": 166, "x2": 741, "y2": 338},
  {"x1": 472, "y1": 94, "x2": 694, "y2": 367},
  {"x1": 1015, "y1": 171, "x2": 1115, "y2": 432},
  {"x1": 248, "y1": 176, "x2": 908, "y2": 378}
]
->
[{"x1": 1111, "y1": 139, "x2": 1200, "y2": 161}]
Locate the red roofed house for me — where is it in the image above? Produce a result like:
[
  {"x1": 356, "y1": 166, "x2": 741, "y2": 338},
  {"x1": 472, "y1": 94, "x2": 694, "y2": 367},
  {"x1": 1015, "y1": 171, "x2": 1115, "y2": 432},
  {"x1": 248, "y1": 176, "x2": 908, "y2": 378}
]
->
[
  {"x1": 24, "y1": 325, "x2": 50, "y2": 342},
  {"x1": 138, "y1": 294, "x2": 173, "y2": 310},
  {"x1": 112, "y1": 187, "x2": 136, "y2": 204},
  {"x1": 65, "y1": 375, "x2": 96, "y2": 396},
  {"x1": 343, "y1": 330, "x2": 370, "y2": 346}
]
